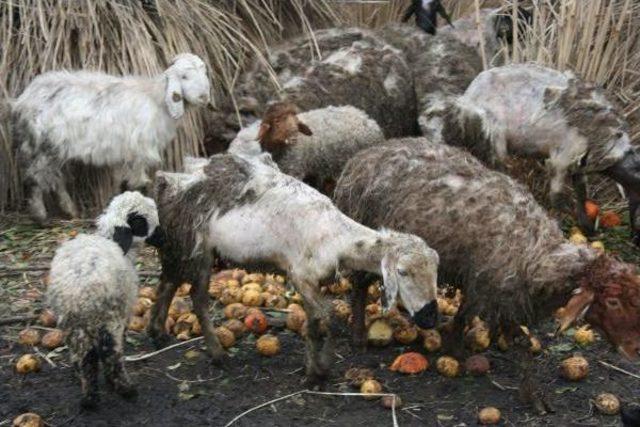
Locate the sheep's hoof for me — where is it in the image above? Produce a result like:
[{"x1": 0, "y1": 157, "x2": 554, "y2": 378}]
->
[
  {"x1": 80, "y1": 393, "x2": 100, "y2": 411},
  {"x1": 303, "y1": 373, "x2": 328, "y2": 390},
  {"x1": 208, "y1": 349, "x2": 227, "y2": 367},
  {"x1": 150, "y1": 331, "x2": 172, "y2": 349}
]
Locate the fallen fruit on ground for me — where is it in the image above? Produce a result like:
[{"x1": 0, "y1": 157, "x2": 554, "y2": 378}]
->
[
  {"x1": 286, "y1": 308, "x2": 307, "y2": 333},
  {"x1": 393, "y1": 325, "x2": 418, "y2": 344},
  {"x1": 138, "y1": 286, "x2": 157, "y2": 301},
  {"x1": 436, "y1": 356, "x2": 460, "y2": 377},
  {"x1": 214, "y1": 326, "x2": 236, "y2": 348},
  {"x1": 223, "y1": 319, "x2": 246, "y2": 338},
  {"x1": 422, "y1": 329, "x2": 442, "y2": 352},
  {"x1": 132, "y1": 297, "x2": 153, "y2": 316},
  {"x1": 175, "y1": 283, "x2": 191, "y2": 297},
  {"x1": 465, "y1": 325, "x2": 490, "y2": 352},
  {"x1": 16, "y1": 354, "x2": 40, "y2": 374},
  {"x1": 390, "y1": 352, "x2": 429, "y2": 374},
  {"x1": 344, "y1": 367, "x2": 375, "y2": 387},
  {"x1": 360, "y1": 379, "x2": 382, "y2": 399},
  {"x1": 465, "y1": 355, "x2": 490, "y2": 376},
  {"x1": 256, "y1": 334, "x2": 280, "y2": 356},
  {"x1": 368, "y1": 319, "x2": 393, "y2": 347},
  {"x1": 332, "y1": 300, "x2": 352, "y2": 320},
  {"x1": 168, "y1": 298, "x2": 191, "y2": 320},
  {"x1": 478, "y1": 407, "x2": 501, "y2": 425},
  {"x1": 569, "y1": 232, "x2": 588, "y2": 244},
  {"x1": 584, "y1": 200, "x2": 599, "y2": 221},
  {"x1": 591, "y1": 241, "x2": 605, "y2": 251},
  {"x1": 594, "y1": 393, "x2": 620, "y2": 415},
  {"x1": 242, "y1": 289, "x2": 264, "y2": 307},
  {"x1": 560, "y1": 355, "x2": 589, "y2": 381},
  {"x1": 12, "y1": 412, "x2": 43, "y2": 427},
  {"x1": 224, "y1": 303, "x2": 248, "y2": 320},
  {"x1": 128, "y1": 316, "x2": 147, "y2": 332},
  {"x1": 18, "y1": 329, "x2": 40, "y2": 346},
  {"x1": 38, "y1": 310, "x2": 57, "y2": 327},
  {"x1": 574, "y1": 326, "x2": 595, "y2": 346},
  {"x1": 380, "y1": 394, "x2": 402, "y2": 409},
  {"x1": 41, "y1": 329, "x2": 64, "y2": 349},
  {"x1": 600, "y1": 211, "x2": 621, "y2": 228},
  {"x1": 244, "y1": 311, "x2": 268, "y2": 334}
]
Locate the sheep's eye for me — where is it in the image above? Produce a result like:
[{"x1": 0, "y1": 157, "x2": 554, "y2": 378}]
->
[
  {"x1": 397, "y1": 268, "x2": 408, "y2": 277},
  {"x1": 606, "y1": 298, "x2": 621, "y2": 310}
]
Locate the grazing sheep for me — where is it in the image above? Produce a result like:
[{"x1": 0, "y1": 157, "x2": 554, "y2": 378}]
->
[
  {"x1": 228, "y1": 102, "x2": 384, "y2": 193},
  {"x1": 401, "y1": 0, "x2": 453, "y2": 35},
  {"x1": 442, "y1": 64, "x2": 637, "y2": 240},
  {"x1": 335, "y1": 138, "x2": 640, "y2": 363},
  {"x1": 12, "y1": 53, "x2": 211, "y2": 223},
  {"x1": 47, "y1": 191, "x2": 164, "y2": 409},
  {"x1": 150, "y1": 153, "x2": 439, "y2": 383},
  {"x1": 233, "y1": 27, "x2": 418, "y2": 140}
]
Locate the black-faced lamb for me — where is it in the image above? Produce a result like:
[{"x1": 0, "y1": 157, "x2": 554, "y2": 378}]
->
[
  {"x1": 401, "y1": 0, "x2": 453, "y2": 35},
  {"x1": 12, "y1": 53, "x2": 211, "y2": 224},
  {"x1": 150, "y1": 153, "x2": 439, "y2": 383},
  {"x1": 334, "y1": 138, "x2": 640, "y2": 361},
  {"x1": 47, "y1": 191, "x2": 164, "y2": 409},
  {"x1": 228, "y1": 102, "x2": 384, "y2": 194},
  {"x1": 442, "y1": 63, "x2": 637, "y2": 241}
]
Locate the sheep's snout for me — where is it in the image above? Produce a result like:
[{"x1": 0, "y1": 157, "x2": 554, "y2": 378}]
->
[
  {"x1": 145, "y1": 227, "x2": 166, "y2": 248},
  {"x1": 412, "y1": 299, "x2": 438, "y2": 329}
]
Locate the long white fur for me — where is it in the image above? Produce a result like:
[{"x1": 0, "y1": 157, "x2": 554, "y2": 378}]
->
[{"x1": 14, "y1": 53, "x2": 210, "y2": 221}]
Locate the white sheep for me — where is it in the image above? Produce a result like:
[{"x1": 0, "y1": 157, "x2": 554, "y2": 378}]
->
[
  {"x1": 12, "y1": 53, "x2": 211, "y2": 223},
  {"x1": 150, "y1": 153, "x2": 439, "y2": 384},
  {"x1": 228, "y1": 103, "x2": 384, "y2": 193},
  {"x1": 47, "y1": 191, "x2": 164, "y2": 409}
]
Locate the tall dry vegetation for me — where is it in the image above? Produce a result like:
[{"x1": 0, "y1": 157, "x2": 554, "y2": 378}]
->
[{"x1": 0, "y1": 0, "x2": 337, "y2": 213}]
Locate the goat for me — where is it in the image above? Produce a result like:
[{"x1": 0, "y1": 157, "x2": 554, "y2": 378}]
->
[
  {"x1": 228, "y1": 102, "x2": 384, "y2": 194},
  {"x1": 334, "y1": 137, "x2": 640, "y2": 411},
  {"x1": 12, "y1": 53, "x2": 211, "y2": 224},
  {"x1": 47, "y1": 191, "x2": 164, "y2": 409},
  {"x1": 149, "y1": 152, "x2": 439, "y2": 383},
  {"x1": 442, "y1": 63, "x2": 637, "y2": 241}
]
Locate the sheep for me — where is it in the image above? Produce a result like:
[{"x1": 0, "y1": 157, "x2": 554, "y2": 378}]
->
[
  {"x1": 232, "y1": 27, "x2": 417, "y2": 140},
  {"x1": 149, "y1": 152, "x2": 439, "y2": 383},
  {"x1": 334, "y1": 137, "x2": 640, "y2": 411},
  {"x1": 441, "y1": 63, "x2": 637, "y2": 241},
  {"x1": 401, "y1": 0, "x2": 453, "y2": 35},
  {"x1": 11, "y1": 53, "x2": 211, "y2": 224},
  {"x1": 46, "y1": 191, "x2": 164, "y2": 409},
  {"x1": 228, "y1": 102, "x2": 384, "y2": 194}
]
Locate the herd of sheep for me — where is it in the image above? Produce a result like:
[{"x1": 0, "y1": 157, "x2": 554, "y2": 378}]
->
[{"x1": 3, "y1": 3, "x2": 640, "y2": 417}]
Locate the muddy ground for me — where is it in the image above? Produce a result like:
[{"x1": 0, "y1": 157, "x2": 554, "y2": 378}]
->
[{"x1": 1, "y1": 215, "x2": 640, "y2": 427}]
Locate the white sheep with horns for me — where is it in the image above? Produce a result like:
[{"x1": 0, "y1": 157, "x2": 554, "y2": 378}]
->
[
  {"x1": 47, "y1": 191, "x2": 164, "y2": 410},
  {"x1": 12, "y1": 53, "x2": 211, "y2": 223}
]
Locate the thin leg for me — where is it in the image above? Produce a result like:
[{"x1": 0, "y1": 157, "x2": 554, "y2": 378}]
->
[
  {"x1": 572, "y1": 173, "x2": 594, "y2": 235},
  {"x1": 148, "y1": 272, "x2": 179, "y2": 349},
  {"x1": 55, "y1": 179, "x2": 79, "y2": 219},
  {"x1": 76, "y1": 348, "x2": 100, "y2": 410},
  {"x1": 297, "y1": 280, "x2": 331, "y2": 385},
  {"x1": 99, "y1": 325, "x2": 137, "y2": 399},
  {"x1": 628, "y1": 190, "x2": 640, "y2": 245},
  {"x1": 27, "y1": 186, "x2": 47, "y2": 225},
  {"x1": 513, "y1": 327, "x2": 554, "y2": 415},
  {"x1": 349, "y1": 272, "x2": 370, "y2": 351},
  {"x1": 190, "y1": 265, "x2": 225, "y2": 362}
]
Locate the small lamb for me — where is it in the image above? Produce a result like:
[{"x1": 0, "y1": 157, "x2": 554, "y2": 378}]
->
[
  {"x1": 47, "y1": 191, "x2": 164, "y2": 409},
  {"x1": 12, "y1": 53, "x2": 211, "y2": 223}
]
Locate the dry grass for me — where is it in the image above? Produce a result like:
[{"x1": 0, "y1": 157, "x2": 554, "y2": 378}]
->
[{"x1": 0, "y1": 0, "x2": 338, "y2": 213}]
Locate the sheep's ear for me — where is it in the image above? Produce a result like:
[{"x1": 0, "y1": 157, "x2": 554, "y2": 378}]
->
[
  {"x1": 543, "y1": 86, "x2": 564, "y2": 103},
  {"x1": 556, "y1": 287, "x2": 595, "y2": 333},
  {"x1": 298, "y1": 121, "x2": 313, "y2": 136},
  {"x1": 113, "y1": 226, "x2": 133, "y2": 254},
  {"x1": 127, "y1": 212, "x2": 149, "y2": 237},
  {"x1": 165, "y1": 73, "x2": 184, "y2": 119},
  {"x1": 257, "y1": 122, "x2": 271, "y2": 143},
  {"x1": 380, "y1": 253, "x2": 400, "y2": 313}
]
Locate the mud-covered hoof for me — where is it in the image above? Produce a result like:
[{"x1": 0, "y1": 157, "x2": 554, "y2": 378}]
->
[
  {"x1": 150, "y1": 331, "x2": 172, "y2": 349},
  {"x1": 208, "y1": 350, "x2": 227, "y2": 367},
  {"x1": 80, "y1": 393, "x2": 100, "y2": 411},
  {"x1": 303, "y1": 373, "x2": 328, "y2": 390}
]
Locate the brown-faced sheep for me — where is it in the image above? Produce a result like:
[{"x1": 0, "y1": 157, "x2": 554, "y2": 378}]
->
[
  {"x1": 334, "y1": 138, "x2": 640, "y2": 362},
  {"x1": 442, "y1": 63, "x2": 637, "y2": 241}
]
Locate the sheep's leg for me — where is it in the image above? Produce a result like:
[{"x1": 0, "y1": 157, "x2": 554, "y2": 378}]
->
[
  {"x1": 512, "y1": 326, "x2": 554, "y2": 415},
  {"x1": 27, "y1": 186, "x2": 48, "y2": 225},
  {"x1": 190, "y1": 266, "x2": 225, "y2": 363},
  {"x1": 548, "y1": 161, "x2": 570, "y2": 211},
  {"x1": 148, "y1": 272, "x2": 179, "y2": 349},
  {"x1": 297, "y1": 280, "x2": 331, "y2": 385},
  {"x1": 349, "y1": 271, "x2": 372, "y2": 351},
  {"x1": 54, "y1": 177, "x2": 78, "y2": 219},
  {"x1": 99, "y1": 325, "x2": 137, "y2": 400},
  {"x1": 440, "y1": 308, "x2": 467, "y2": 359},
  {"x1": 572, "y1": 173, "x2": 595, "y2": 235},
  {"x1": 76, "y1": 348, "x2": 100, "y2": 410}
]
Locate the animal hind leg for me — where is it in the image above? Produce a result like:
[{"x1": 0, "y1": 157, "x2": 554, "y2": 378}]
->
[
  {"x1": 349, "y1": 271, "x2": 374, "y2": 351},
  {"x1": 54, "y1": 176, "x2": 78, "y2": 219},
  {"x1": 75, "y1": 347, "x2": 100, "y2": 410},
  {"x1": 190, "y1": 262, "x2": 225, "y2": 363},
  {"x1": 572, "y1": 173, "x2": 595, "y2": 235},
  {"x1": 26, "y1": 185, "x2": 48, "y2": 225},
  {"x1": 99, "y1": 325, "x2": 137, "y2": 400},
  {"x1": 148, "y1": 270, "x2": 180, "y2": 349}
]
